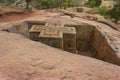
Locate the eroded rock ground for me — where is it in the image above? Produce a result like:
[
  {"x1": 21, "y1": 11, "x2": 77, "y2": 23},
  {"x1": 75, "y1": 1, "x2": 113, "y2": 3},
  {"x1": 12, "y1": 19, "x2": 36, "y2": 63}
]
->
[{"x1": 0, "y1": 8, "x2": 120, "y2": 80}]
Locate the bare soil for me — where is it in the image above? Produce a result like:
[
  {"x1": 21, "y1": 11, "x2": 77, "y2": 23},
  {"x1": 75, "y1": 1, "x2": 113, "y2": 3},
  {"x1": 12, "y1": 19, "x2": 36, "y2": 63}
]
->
[{"x1": 0, "y1": 7, "x2": 35, "y2": 22}]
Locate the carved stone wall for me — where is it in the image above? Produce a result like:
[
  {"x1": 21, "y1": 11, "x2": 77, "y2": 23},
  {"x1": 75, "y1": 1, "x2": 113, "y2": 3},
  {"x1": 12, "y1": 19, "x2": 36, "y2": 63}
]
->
[
  {"x1": 75, "y1": 24, "x2": 94, "y2": 51},
  {"x1": 91, "y1": 28, "x2": 120, "y2": 65},
  {"x1": 9, "y1": 21, "x2": 120, "y2": 65},
  {"x1": 29, "y1": 23, "x2": 76, "y2": 53}
]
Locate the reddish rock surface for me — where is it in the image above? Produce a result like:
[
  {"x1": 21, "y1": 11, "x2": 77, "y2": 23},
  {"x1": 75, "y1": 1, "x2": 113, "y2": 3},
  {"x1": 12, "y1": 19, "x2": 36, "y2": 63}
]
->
[
  {"x1": 0, "y1": 8, "x2": 120, "y2": 80},
  {"x1": 0, "y1": 31, "x2": 120, "y2": 80}
]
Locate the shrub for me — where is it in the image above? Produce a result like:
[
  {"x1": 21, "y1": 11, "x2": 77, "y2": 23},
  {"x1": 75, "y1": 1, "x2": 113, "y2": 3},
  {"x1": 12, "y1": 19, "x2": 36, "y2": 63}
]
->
[
  {"x1": 98, "y1": 6, "x2": 108, "y2": 16},
  {"x1": 62, "y1": 2, "x2": 68, "y2": 10},
  {"x1": 88, "y1": 0, "x2": 96, "y2": 7},
  {"x1": 104, "y1": 14, "x2": 111, "y2": 19},
  {"x1": 34, "y1": 4, "x2": 42, "y2": 9},
  {"x1": 108, "y1": 2, "x2": 120, "y2": 23},
  {"x1": 96, "y1": 0, "x2": 102, "y2": 7},
  {"x1": 87, "y1": 0, "x2": 102, "y2": 7},
  {"x1": 88, "y1": 7, "x2": 99, "y2": 14},
  {"x1": 77, "y1": 7, "x2": 83, "y2": 12},
  {"x1": 87, "y1": 6, "x2": 108, "y2": 16}
]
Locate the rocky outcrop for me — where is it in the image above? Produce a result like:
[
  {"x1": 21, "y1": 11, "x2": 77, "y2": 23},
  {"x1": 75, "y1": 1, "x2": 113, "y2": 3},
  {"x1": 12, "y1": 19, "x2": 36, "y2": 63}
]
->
[
  {"x1": 0, "y1": 30, "x2": 120, "y2": 80},
  {"x1": 6, "y1": 20, "x2": 120, "y2": 65},
  {"x1": 91, "y1": 27, "x2": 120, "y2": 65}
]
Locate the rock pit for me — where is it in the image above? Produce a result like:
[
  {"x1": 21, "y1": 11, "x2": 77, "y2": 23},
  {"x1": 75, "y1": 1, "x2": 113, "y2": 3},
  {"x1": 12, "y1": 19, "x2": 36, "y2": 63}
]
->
[{"x1": 7, "y1": 18, "x2": 120, "y2": 65}]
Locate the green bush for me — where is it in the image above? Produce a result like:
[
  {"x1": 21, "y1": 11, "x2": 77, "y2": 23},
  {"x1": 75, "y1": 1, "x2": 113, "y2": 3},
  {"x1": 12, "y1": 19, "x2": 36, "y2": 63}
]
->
[
  {"x1": 70, "y1": 0, "x2": 83, "y2": 7},
  {"x1": 41, "y1": 0, "x2": 51, "y2": 9},
  {"x1": 96, "y1": 0, "x2": 102, "y2": 7},
  {"x1": 88, "y1": 7, "x2": 99, "y2": 14},
  {"x1": 87, "y1": 0, "x2": 102, "y2": 8},
  {"x1": 98, "y1": 6, "x2": 108, "y2": 16},
  {"x1": 108, "y1": 2, "x2": 120, "y2": 23},
  {"x1": 62, "y1": 2, "x2": 68, "y2": 10},
  {"x1": 104, "y1": 14, "x2": 111, "y2": 19},
  {"x1": 77, "y1": 7, "x2": 83, "y2": 12},
  {"x1": 87, "y1": 6, "x2": 108, "y2": 16},
  {"x1": 88, "y1": 0, "x2": 96, "y2": 7},
  {"x1": 34, "y1": 4, "x2": 42, "y2": 9}
]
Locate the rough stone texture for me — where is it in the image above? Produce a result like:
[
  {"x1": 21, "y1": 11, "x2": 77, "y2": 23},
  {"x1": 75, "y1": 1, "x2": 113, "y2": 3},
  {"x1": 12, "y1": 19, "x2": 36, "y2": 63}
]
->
[
  {"x1": 0, "y1": 9, "x2": 120, "y2": 80},
  {"x1": 2, "y1": 10, "x2": 120, "y2": 65},
  {"x1": 63, "y1": 33, "x2": 76, "y2": 53},
  {"x1": 0, "y1": 31, "x2": 120, "y2": 80},
  {"x1": 58, "y1": 11, "x2": 120, "y2": 65},
  {"x1": 39, "y1": 38, "x2": 62, "y2": 48},
  {"x1": 45, "y1": 18, "x2": 120, "y2": 65},
  {"x1": 29, "y1": 23, "x2": 76, "y2": 53},
  {"x1": 75, "y1": 24, "x2": 94, "y2": 51},
  {"x1": 8, "y1": 22, "x2": 30, "y2": 38},
  {"x1": 91, "y1": 27, "x2": 120, "y2": 65}
]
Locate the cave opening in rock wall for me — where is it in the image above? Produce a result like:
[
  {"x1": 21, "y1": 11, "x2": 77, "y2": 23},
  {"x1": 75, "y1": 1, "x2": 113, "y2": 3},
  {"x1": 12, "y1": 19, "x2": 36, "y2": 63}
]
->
[{"x1": 8, "y1": 21, "x2": 120, "y2": 65}]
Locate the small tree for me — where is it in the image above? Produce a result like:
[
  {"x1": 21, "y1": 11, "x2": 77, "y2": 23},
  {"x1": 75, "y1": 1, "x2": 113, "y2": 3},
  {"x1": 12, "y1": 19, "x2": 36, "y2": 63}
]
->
[
  {"x1": 41, "y1": 0, "x2": 56, "y2": 10},
  {"x1": 25, "y1": 0, "x2": 31, "y2": 9},
  {"x1": 98, "y1": 6, "x2": 108, "y2": 16},
  {"x1": 41, "y1": 0, "x2": 71, "y2": 10},
  {"x1": 109, "y1": 2, "x2": 120, "y2": 23},
  {"x1": 71, "y1": 0, "x2": 83, "y2": 7},
  {"x1": 62, "y1": 2, "x2": 68, "y2": 9},
  {"x1": 95, "y1": 0, "x2": 102, "y2": 7},
  {"x1": 59, "y1": 0, "x2": 69, "y2": 9},
  {"x1": 88, "y1": 0, "x2": 96, "y2": 7},
  {"x1": 87, "y1": 0, "x2": 102, "y2": 7}
]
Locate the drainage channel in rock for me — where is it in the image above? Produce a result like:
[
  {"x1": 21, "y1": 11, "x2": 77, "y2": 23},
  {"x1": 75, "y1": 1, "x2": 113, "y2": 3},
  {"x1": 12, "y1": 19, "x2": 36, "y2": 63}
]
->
[{"x1": 6, "y1": 21, "x2": 120, "y2": 66}]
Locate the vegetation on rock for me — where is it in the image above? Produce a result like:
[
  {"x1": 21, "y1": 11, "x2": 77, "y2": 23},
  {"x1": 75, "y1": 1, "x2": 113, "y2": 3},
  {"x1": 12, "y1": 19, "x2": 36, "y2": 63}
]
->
[
  {"x1": 0, "y1": 0, "x2": 119, "y2": 23},
  {"x1": 98, "y1": 6, "x2": 108, "y2": 16},
  {"x1": 108, "y1": 2, "x2": 120, "y2": 23},
  {"x1": 86, "y1": 0, "x2": 102, "y2": 7},
  {"x1": 25, "y1": 0, "x2": 31, "y2": 9},
  {"x1": 0, "y1": 0, "x2": 84, "y2": 9},
  {"x1": 88, "y1": 6, "x2": 108, "y2": 16},
  {"x1": 77, "y1": 7, "x2": 83, "y2": 12}
]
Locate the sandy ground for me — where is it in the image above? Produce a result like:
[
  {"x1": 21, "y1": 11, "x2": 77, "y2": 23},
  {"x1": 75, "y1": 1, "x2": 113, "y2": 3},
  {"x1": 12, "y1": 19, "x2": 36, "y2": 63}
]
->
[{"x1": 0, "y1": 8, "x2": 120, "y2": 80}]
